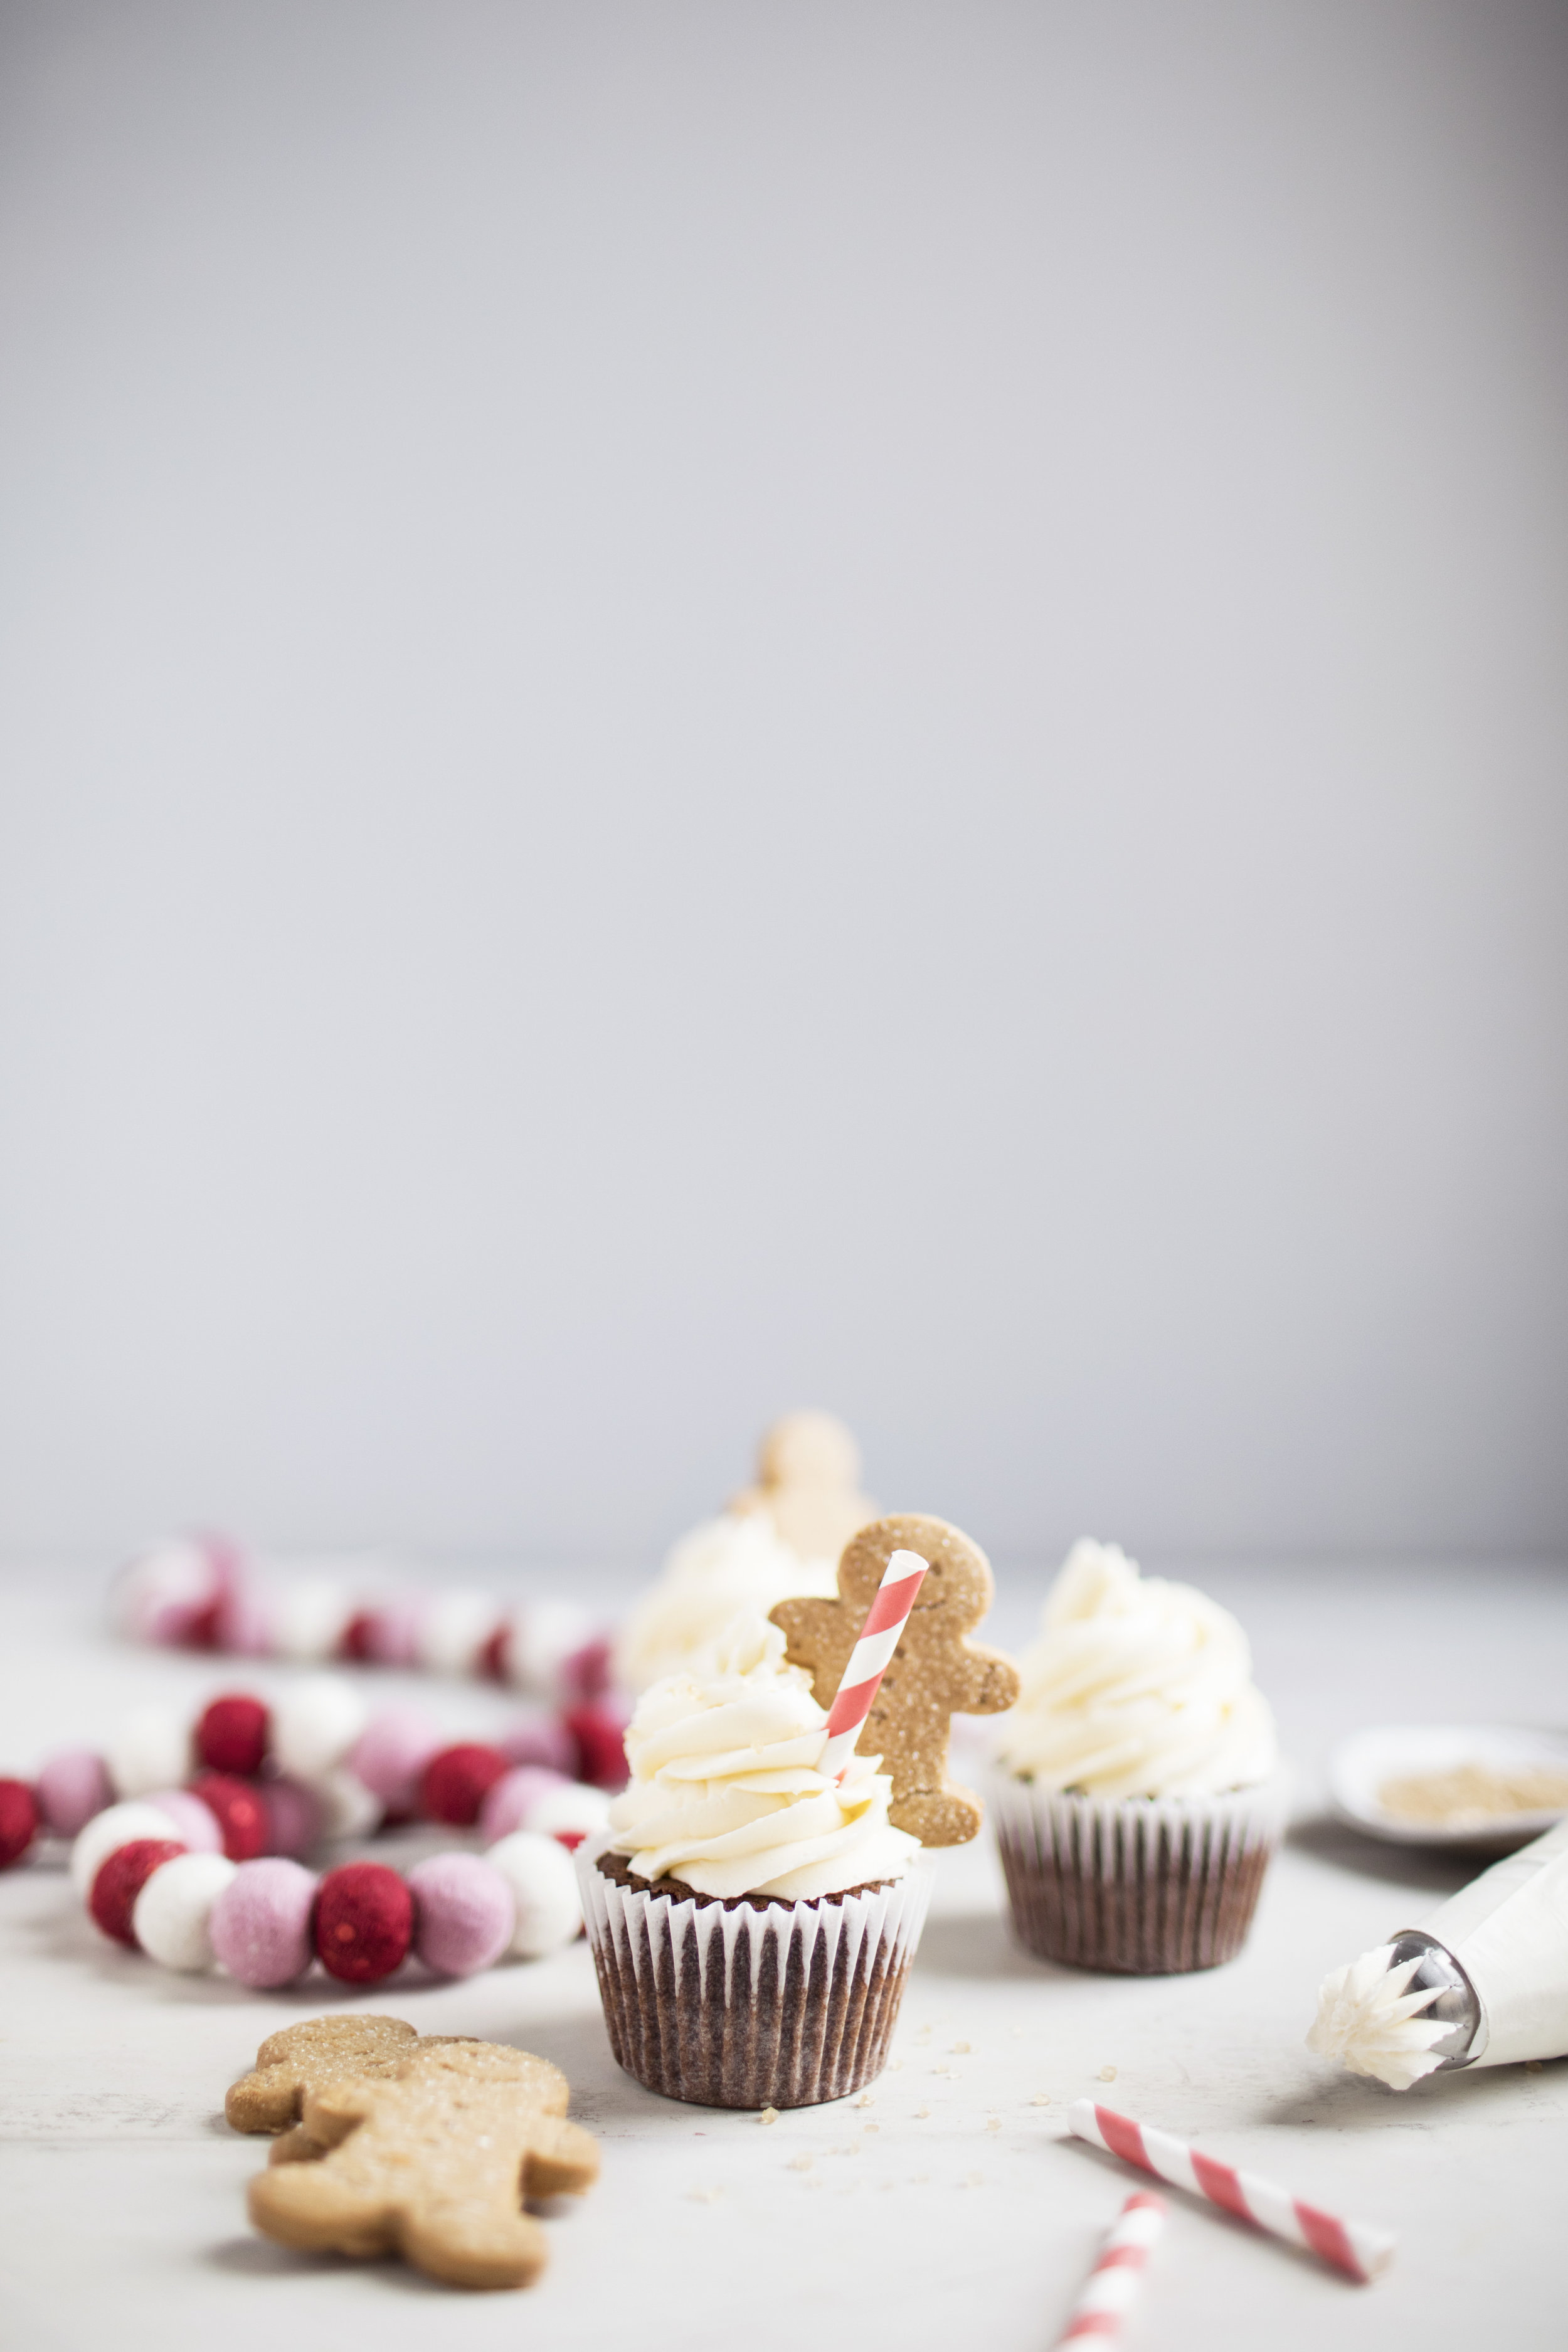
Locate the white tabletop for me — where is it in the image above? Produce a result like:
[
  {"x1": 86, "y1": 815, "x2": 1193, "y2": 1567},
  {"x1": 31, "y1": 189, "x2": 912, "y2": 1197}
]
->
[{"x1": 2, "y1": 1559, "x2": 1565, "y2": 2351}]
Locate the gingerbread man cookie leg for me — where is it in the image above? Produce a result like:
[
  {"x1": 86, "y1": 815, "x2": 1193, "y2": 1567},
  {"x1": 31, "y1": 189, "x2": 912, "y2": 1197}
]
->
[
  {"x1": 770, "y1": 1513, "x2": 1020, "y2": 1846},
  {"x1": 247, "y1": 2040, "x2": 600, "y2": 2291}
]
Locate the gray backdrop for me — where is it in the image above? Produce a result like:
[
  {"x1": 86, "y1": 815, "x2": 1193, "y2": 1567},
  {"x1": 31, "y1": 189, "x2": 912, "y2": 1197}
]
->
[{"x1": 2, "y1": 1, "x2": 1565, "y2": 1569}]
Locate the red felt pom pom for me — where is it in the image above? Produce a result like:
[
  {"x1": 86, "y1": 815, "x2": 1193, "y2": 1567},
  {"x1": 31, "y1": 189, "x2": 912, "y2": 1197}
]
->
[
  {"x1": 477, "y1": 1624, "x2": 511, "y2": 1682},
  {"x1": 190, "y1": 1771, "x2": 268, "y2": 1860},
  {"x1": 564, "y1": 1702, "x2": 630, "y2": 1792},
  {"x1": 0, "y1": 1779, "x2": 40, "y2": 1870},
  {"x1": 89, "y1": 1838, "x2": 186, "y2": 1946},
  {"x1": 194, "y1": 1694, "x2": 270, "y2": 1777},
  {"x1": 418, "y1": 1743, "x2": 510, "y2": 1826},
  {"x1": 314, "y1": 1862, "x2": 413, "y2": 1983},
  {"x1": 337, "y1": 1609, "x2": 378, "y2": 1661}
]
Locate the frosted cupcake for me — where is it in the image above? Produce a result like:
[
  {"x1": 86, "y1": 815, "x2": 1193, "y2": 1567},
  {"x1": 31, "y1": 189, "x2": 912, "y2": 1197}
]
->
[
  {"x1": 992, "y1": 1541, "x2": 1285, "y2": 1974},
  {"x1": 578, "y1": 1616, "x2": 928, "y2": 2108},
  {"x1": 613, "y1": 1412, "x2": 876, "y2": 1692}
]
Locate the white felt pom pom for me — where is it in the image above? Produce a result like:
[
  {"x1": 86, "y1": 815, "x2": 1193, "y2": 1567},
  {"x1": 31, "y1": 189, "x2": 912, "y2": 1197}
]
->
[
  {"x1": 270, "y1": 1675, "x2": 368, "y2": 1779},
  {"x1": 415, "y1": 1591, "x2": 502, "y2": 1678},
  {"x1": 526, "y1": 1781, "x2": 612, "y2": 1843},
  {"x1": 268, "y1": 1579, "x2": 355, "y2": 1664},
  {"x1": 70, "y1": 1800, "x2": 184, "y2": 1895},
  {"x1": 105, "y1": 1707, "x2": 193, "y2": 1801},
  {"x1": 131, "y1": 1851, "x2": 238, "y2": 1970},
  {"x1": 306, "y1": 1766, "x2": 384, "y2": 1841},
  {"x1": 109, "y1": 1538, "x2": 221, "y2": 1641},
  {"x1": 504, "y1": 1600, "x2": 595, "y2": 1698},
  {"x1": 484, "y1": 1831, "x2": 584, "y2": 1957}
]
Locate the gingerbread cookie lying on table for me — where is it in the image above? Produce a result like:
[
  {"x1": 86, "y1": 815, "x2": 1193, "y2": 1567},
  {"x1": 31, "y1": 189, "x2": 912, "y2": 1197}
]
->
[
  {"x1": 771, "y1": 1512, "x2": 1019, "y2": 1845},
  {"x1": 230, "y1": 2016, "x2": 599, "y2": 2289}
]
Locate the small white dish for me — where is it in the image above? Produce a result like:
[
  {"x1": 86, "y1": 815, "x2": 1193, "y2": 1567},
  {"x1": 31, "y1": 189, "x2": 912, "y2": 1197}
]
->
[{"x1": 1328, "y1": 1723, "x2": 1568, "y2": 1850}]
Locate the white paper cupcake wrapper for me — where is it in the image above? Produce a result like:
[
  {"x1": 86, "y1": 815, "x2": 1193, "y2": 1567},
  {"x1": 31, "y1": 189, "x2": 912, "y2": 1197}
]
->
[
  {"x1": 990, "y1": 1772, "x2": 1288, "y2": 1974},
  {"x1": 575, "y1": 1837, "x2": 934, "y2": 2107}
]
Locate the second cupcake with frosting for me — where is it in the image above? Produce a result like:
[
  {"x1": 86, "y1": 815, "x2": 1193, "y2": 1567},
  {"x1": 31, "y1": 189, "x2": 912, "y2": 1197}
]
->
[{"x1": 992, "y1": 1540, "x2": 1285, "y2": 1973}]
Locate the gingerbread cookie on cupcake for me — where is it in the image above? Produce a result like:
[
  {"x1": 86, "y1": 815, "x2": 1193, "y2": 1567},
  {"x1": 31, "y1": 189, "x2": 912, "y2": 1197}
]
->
[{"x1": 579, "y1": 1513, "x2": 1017, "y2": 2108}]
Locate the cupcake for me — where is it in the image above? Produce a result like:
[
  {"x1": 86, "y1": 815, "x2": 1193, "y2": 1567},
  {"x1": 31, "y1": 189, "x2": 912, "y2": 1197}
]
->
[
  {"x1": 992, "y1": 1541, "x2": 1285, "y2": 1974},
  {"x1": 580, "y1": 1616, "x2": 926, "y2": 2107},
  {"x1": 612, "y1": 1412, "x2": 875, "y2": 1692},
  {"x1": 581, "y1": 1512, "x2": 1018, "y2": 2107}
]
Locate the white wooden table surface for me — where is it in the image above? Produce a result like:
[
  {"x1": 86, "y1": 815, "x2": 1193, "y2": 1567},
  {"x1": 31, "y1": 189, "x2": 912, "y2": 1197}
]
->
[{"x1": 2, "y1": 1559, "x2": 1565, "y2": 2351}]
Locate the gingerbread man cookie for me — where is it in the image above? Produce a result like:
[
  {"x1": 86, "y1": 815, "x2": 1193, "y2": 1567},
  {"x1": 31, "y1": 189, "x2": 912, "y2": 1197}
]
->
[
  {"x1": 771, "y1": 1513, "x2": 1019, "y2": 1845},
  {"x1": 246, "y1": 2036, "x2": 600, "y2": 2290},
  {"x1": 226, "y1": 2015, "x2": 426, "y2": 2137},
  {"x1": 730, "y1": 1409, "x2": 877, "y2": 1562}
]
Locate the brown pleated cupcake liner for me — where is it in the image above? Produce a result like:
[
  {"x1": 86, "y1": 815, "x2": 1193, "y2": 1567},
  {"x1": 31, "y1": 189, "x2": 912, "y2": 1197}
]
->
[
  {"x1": 575, "y1": 1841, "x2": 933, "y2": 2108},
  {"x1": 991, "y1": 1774, "x2": 1287, "y2": 1975}
]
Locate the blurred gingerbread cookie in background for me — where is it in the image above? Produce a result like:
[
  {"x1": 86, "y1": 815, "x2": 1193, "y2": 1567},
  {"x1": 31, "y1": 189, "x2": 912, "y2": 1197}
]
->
[
  {"x1": 729, "y1": 1408, "x2": 878, "y2": 1563},
  {"x1": 614, "y1": 1409, "x2": 876, "y2": 1692},
  {"x1": 771, "y1": 1512, "x2": 1019, "y2": 1846}
]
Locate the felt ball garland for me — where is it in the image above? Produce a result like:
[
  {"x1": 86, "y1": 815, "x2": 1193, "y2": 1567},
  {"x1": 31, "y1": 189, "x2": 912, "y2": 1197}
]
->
[
  {"x1": 0, "y1": 1673, "x2": 627, "y2": 1875},
  {"x1": 110, "y1": 1532, "x2": 616, "y2": 1708},
  {"x1": 65, "y1": 1794, "x2": 589, "y2": 1986}
]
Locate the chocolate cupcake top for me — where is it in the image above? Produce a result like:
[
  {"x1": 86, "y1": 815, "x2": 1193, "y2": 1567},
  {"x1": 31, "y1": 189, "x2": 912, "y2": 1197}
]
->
[
  {"x1": 995, "y1": 1541, "x2": 1277, "y2": 1799},
  {"x1": 607, "y1": 1617, "x2": 919, "y2": 1901}
]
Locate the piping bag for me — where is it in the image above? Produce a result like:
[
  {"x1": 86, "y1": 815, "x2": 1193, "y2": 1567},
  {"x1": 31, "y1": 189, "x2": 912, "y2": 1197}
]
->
[{"x1": 1308, "y1": 1817, "x2": 1568, "y2": 2089}]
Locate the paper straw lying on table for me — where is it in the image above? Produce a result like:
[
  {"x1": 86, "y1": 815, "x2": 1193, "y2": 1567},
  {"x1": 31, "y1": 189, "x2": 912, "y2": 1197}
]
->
[
  {"x1": 1055, "y1": 2191, "x2": 1166, "y2": 2344},
  {"x1": 817, "y1": 1548, "x2": 928, "y2": 1781},
  {"x1": 1067, "y1": 2101, "x2": 1396, "y2": 2284}
]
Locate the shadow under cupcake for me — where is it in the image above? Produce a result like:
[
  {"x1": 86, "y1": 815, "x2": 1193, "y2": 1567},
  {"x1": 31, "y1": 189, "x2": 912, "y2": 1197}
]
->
[{"x1": 990, "y1": 1541, "x2": 1288, "y2": 1975}]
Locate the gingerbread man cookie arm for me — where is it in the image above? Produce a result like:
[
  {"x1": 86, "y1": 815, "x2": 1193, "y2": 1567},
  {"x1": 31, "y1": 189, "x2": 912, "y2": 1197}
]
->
[
  {"x1": 523, "y1": 2116, "x2": 601, "y2": 2198},
  {"x1": 951, "y1": 1640, "x2": 1021, "y2": 1719}
]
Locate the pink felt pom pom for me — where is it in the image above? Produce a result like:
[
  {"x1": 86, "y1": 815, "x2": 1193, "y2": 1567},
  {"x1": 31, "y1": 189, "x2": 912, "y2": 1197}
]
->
[
  {"x1": 260, "y1": 1777, "x2": 322, "y2": 1858},
  {"x1": 37, "y1": 1749, "x2": 114, "y2": 1839},
  {"x1": 477, "y1": 1765, "x2": 571, "y2": 1843},
  {"x1": 558, "y1": 1636, "x2": 615, "y2": 1704},
  {"x1": 348, "y1": 1708, "x2": 444, "y2": 1813},
  {"x1": 208, "y1": 1857, "x2": 318, "y2": 1986},
  {"x1": 141, "y1": 1789, "x2": 224, "y2": 1854},
  {"x1": 498, "y1": 1711, "x2": 578, "y2": 1776},
  {"x1": 408, "y1": 1852, "x2": 514, "y2": 1977}
]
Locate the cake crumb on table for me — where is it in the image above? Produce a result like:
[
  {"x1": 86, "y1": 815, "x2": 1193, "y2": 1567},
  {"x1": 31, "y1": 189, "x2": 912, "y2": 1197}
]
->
[
  {"x1": 1098, "y1": 2066, "x2": 1117, "y2": 2082},
  {"x1": 758, "y1": 2106, "x2": 780, "y2": 2125},
  {"x1": 1032, "y1": 2093, "x2": 1052, "y2": 2106}
]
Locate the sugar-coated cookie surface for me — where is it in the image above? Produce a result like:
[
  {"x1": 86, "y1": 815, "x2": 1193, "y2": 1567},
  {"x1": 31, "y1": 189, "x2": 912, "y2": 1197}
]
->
[
  {"x1": 226, "y1": 2014, "x2": 425, "y2": 2134},
  {"x1": 771, "y1": 1513, "x2": 1019, "y2": 1846},
  {"x1": 245, "y1": 2035, "x2": 600, "y2": 2290}
]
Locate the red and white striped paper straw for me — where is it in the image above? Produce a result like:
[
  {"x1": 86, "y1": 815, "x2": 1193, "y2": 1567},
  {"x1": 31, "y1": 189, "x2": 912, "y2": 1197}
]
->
[
  {"x1": 1055, "y1": 2191, "x2": 1166, "y2": 2344},
  {"x1": 817, "y1": 1547, "x2": 928, "y2": 1781},
  {"x1": 1067, "y1": 2101, "x2": 1396, "y2": 2284}
]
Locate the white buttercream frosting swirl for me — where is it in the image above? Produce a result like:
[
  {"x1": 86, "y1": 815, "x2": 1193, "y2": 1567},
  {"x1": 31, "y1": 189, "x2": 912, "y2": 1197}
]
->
[
  {"x1": 995, "y1": 1539, "x2": 1278, "y2": 1798},
  {"x1": 607, "y1": 1616, "x2": 919, "y2": 1900},
  {"x1": 612, "y1": 1513, "x2": 839, "y2": 1692},
  {"x1": 1306, "y1": 1946, "x2": 1453, "y2": 2090}
]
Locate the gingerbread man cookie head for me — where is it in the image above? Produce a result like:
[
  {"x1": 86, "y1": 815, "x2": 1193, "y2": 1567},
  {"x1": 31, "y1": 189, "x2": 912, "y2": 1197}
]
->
[
  {"x1": 731, "y1": 1409, "x2": 878, "y2": 1563},
  {"x1": 770, "y1": 1513, "x2": 1020, "y2": 1848}
]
